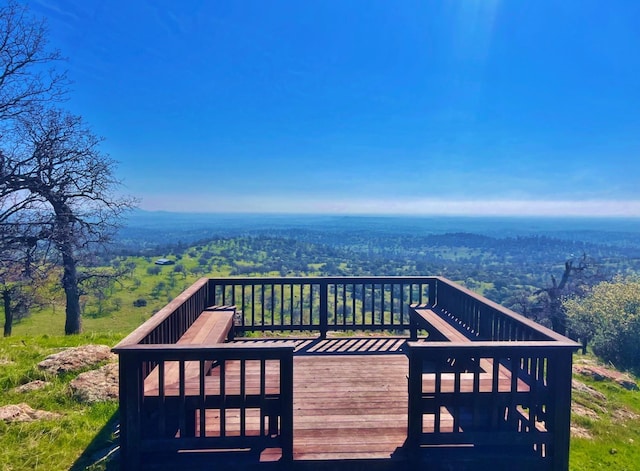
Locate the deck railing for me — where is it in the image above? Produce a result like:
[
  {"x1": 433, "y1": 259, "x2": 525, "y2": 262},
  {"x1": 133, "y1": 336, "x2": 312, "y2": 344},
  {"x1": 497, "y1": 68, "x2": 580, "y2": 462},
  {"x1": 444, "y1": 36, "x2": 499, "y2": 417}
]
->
[
  {"x1": 432, "y1": 277, "x2": 568, "y2": 342},
  {"x1": 407, "y1": 341, "x2": 575, "y2": 470},
  {"x1": 115, "y1": 343, "x2": 294, "y2": 471},
  {"x1": 114, "y1": 276, "x2": 578, "y2": 471},
  {"x1": 207, "y1": 276, "x2": 436, "y2": 335}
]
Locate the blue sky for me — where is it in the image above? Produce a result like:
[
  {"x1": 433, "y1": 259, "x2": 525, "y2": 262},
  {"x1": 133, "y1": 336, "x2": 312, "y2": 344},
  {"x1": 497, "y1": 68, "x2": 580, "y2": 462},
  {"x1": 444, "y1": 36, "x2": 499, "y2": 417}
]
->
[{"x1": 29, "y1": 0, "x2": 640, "y2": 216}]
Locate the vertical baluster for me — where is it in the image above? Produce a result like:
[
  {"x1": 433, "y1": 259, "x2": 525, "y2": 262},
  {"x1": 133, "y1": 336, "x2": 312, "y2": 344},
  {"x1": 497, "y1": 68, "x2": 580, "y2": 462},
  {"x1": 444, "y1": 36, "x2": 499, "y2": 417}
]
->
[
  {"x1": 491, "y1": 355, "x2": 500, "y2": 429},
  {"x1": 510, "y1": 355, "x2": 519, "y2": 430},
  {"x1": 337, "y1": 283, "x2": 341, "y2": 327},
  {"x1": 289, "y1": 284, "x2": 294, "y2": 328},
  {"x1": 271, "y1": 284, "x2": 275, "y2": 327},
  {"x1": 390, "y1": 283, "x2": 394, "y2": 327},
  {"x1": 453, "y1": 366, "x2": 461, "y2": 433},
  {"x1": 379, "y1": 282, "x2": 384, "y2": 326},
  {"x1": 353, "y1": 284, "x2": 359, "y2": 328},
  {"x1": 261, "y1": 284, "x2": 265, "y2": 328},
  {"x1": 240, "y1": 359, "x2": 246, "y2": 437},
  {"x1": 241, "y1": 285, "x2": 246, "y2": 329},
  {"x1": 251, "y1": 285, "x2": 255, "y2": 329},
  {"x1": 300, "y1": 283, "x2": 304, "y2": 329},
  {"x1": 360, "y1": 283, "x2": 367, "y2": 324},
  {"x1": 178, "y1": 359, "x2": 186, "y2": 436},
  {"x1": 370, "y1": 283, "x2": 375, "y2": 326},
  {"x1": 434, "y1": 354, "x2": 442, "y2": 433},
  {"x1": 158, "y1": 360, "x2": 166, "y2": 437},
  {"x1": 199, "y1": 360, "x2": 205, "y2": 438},
  {"x1": 342, "y1": 282, "x2": 348, "y2": 327},
  {"x1": 260, "y1": 359, "x2": 266, "y2": 437},
  {"x1": 472, "y1": 355, "x2": 481, "y2": 429},
  {"x1": 309, "y1": 283, "x2": 314, "y2": 327},
  {"x1": 280, "y1": 283, "x2": 284, "y2": 327},
  {"x1": 220, "y1": 360, "x2": 226, "y2": 437},
  {"x1": 529, "y1": 356, "x2": 539, "y2": 432}
]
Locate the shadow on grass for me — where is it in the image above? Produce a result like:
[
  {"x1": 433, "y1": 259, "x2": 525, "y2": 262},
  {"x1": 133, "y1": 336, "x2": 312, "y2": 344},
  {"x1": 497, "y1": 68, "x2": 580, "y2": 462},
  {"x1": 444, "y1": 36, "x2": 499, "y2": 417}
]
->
[{"x1": 69, "y1": 409, "x2": 120, "y2": 471}]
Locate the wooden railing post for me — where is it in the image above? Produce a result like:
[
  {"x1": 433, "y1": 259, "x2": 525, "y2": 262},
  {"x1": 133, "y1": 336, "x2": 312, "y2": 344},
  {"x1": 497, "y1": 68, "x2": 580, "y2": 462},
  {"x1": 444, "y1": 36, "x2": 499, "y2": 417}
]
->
[
  {"x1": 409, "y1": 305, "x2": 418, "y2": 341},
  {"x1": 280, "y1": 351, "x2": 294, "y2": 462},
  {"x1": 319, "y1": 281, "x2": 328, "y2": 338},
  {"x1": 407, "y1": 345, "x2": 422, "y2": 460},
  {"x1": 428, "y1": 278, "x2": 437, "y2": 307},
  {"x1": 549, "y1": 350, "x2": 574, "y2": 471},
  {"x1": 118, "y1": 352, "x2": 142, "y2": 471}
]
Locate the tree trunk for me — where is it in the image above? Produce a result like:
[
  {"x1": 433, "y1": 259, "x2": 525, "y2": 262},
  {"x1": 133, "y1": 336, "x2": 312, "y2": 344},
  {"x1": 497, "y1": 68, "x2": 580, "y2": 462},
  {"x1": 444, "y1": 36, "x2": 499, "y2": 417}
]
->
[
  {"x1": 3, "y1": 289, "x2": 12, "y2": 337},
  {"x1": 62, "y1": 248, "x2": 82, "y2": 335}
]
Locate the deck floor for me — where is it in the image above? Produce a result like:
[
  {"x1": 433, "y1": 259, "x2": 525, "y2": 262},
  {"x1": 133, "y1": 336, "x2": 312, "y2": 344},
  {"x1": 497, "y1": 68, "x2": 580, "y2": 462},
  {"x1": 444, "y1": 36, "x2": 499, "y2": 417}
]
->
[
  {"x1": 292, "y1": 353, "x2": 408, "y2": 461},
  {"x1": 218, "y1": 337, "x2": 411, "y2": 462}
]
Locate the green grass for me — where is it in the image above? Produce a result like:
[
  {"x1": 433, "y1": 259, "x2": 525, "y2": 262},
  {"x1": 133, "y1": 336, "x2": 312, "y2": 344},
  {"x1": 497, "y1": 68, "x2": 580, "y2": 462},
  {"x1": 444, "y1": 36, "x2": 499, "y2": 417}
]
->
[
  {"x1": 569, "y1": 359, "x2": 640, "y2": 471},
  {"x1": 0, "y1": 334, "x2": 121, "y2": 471}
]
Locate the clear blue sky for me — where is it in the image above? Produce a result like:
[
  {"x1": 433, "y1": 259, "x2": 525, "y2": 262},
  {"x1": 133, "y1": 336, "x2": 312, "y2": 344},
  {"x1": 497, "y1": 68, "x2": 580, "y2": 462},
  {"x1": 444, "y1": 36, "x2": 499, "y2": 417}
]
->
[{"x1": 30, "y1": 0, "x2": 640, "y2": 216}]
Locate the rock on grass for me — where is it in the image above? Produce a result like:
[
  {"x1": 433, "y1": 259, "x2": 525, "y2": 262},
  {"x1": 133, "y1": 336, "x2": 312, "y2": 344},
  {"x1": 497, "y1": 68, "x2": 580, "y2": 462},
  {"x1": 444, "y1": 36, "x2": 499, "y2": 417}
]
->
[
  {"x1": 0, "y1": 403, "x2": 61, "y2": 422},
  {"x1": 70, "y1": 363, "x2": 119, "y2": 403},
  {"x1": 574, "y1": 363, "x2": 639, "y2": 391},
  {"x1": 13, "y1": 380, "x2": 50, "y2": 393},
  {"x1": 38, "y1": 345, "x2": 116, "y2": 375}
]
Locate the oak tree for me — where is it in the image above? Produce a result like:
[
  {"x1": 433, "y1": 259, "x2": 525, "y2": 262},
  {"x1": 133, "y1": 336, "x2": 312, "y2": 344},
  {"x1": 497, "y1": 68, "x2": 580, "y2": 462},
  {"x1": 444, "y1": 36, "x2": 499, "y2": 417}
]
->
[{"x1": 0, "y1": 2, "x2": 135, "y2": 334}]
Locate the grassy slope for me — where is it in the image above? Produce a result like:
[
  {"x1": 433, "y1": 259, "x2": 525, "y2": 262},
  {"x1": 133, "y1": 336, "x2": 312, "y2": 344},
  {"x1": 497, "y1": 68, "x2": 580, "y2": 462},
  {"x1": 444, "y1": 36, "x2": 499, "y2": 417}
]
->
[
  {"x1": 569, "y1": 364, "x2": 640, "y2": 470},
  {"x1": 1, "y1": 244, "x2": 639, "y2": 470},
  {"x1": 0, "y1": 334, "x2": 121, "y2": 471}
]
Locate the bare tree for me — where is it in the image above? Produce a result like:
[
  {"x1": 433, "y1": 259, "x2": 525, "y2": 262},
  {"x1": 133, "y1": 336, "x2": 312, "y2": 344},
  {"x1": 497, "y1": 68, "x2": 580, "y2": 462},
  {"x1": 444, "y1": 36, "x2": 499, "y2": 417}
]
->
[
  {"x1": 0, "y1": 2, "x2": 135, "y2": 334},
  {"x1": 1, "y1": 110, "x2": 135, "y2": 334},
  {"x1": 535, "y1": 253, "x2": 600, "y2": 335},
  {"x1": 0, "y1": 1, "x2": 66, "y2": 123}
]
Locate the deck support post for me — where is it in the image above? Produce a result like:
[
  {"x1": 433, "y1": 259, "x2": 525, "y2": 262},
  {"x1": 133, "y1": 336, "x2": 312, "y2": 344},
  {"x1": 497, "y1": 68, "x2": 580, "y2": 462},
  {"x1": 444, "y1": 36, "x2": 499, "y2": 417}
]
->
[
  {"x1": 280, "y1": 351, "x2": 295, "y2": 462},
  {"x1": 407, "y1": 345, "x2": 422, "y2": 460},
  {"x1": 549, "y1": 350, "x2": 574, "y2": 471},
  {"x1": 118, "y1": 352, "x2": 142, "y2": 471}
]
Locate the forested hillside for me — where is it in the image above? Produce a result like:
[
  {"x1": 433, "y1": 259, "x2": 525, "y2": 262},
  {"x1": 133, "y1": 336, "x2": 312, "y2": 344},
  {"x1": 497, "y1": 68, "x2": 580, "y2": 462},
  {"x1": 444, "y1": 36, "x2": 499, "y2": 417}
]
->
[{"x1": 11, "y1": 214, "x2": 640, "y2": 339}]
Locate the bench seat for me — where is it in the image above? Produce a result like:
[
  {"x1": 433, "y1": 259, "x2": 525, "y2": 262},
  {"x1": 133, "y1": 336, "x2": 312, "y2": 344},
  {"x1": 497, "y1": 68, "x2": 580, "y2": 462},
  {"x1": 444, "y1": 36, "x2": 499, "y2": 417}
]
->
[
  {"x1": 410, "y1": 305, "x2": 474, "y2": 342},
  {"x1": 144, "y1": 306, "x2": 235, "y2": 395}
]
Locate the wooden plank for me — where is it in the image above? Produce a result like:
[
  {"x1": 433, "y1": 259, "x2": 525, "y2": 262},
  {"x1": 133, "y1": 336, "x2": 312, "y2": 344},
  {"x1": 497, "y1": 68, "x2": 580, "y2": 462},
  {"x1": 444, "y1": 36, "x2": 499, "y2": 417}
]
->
[
  {"x1": 289, "y1": 354, "x2": 409, "y2": 459},
  {"x1": 414, "y1": 307, "x2": 473, "y2": 342},
  {"x1": 177, "y1": 310, "x2": 233, "y2": 345}
]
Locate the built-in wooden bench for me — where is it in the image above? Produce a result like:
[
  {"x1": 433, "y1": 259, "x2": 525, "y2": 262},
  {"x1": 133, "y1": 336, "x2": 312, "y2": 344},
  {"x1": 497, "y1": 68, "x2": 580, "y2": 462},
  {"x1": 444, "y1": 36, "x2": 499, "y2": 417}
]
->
[
  {"x1": 409, "y1": 304, "x2": 530, "y2": 392},
  {"x1": 144, "y1": 305, "x2": 236, "y2": 394},
  {"x1": 410, "y1": 304, "x2": 474, "y2": 342}
]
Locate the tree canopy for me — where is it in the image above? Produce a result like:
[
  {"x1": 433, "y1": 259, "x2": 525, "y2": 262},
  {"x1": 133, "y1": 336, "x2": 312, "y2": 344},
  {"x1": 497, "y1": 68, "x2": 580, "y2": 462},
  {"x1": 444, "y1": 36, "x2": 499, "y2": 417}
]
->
[{"x1": 565, "y1": 276, "x2": 640, "y2": 373}]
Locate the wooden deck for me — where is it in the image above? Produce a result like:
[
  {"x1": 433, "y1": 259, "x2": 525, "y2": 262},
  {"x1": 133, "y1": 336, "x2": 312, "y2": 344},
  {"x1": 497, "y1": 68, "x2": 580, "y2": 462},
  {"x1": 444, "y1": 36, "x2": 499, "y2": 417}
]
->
[{"x1": 115, "y1": 277, "x2": 578, "y2": 471}]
